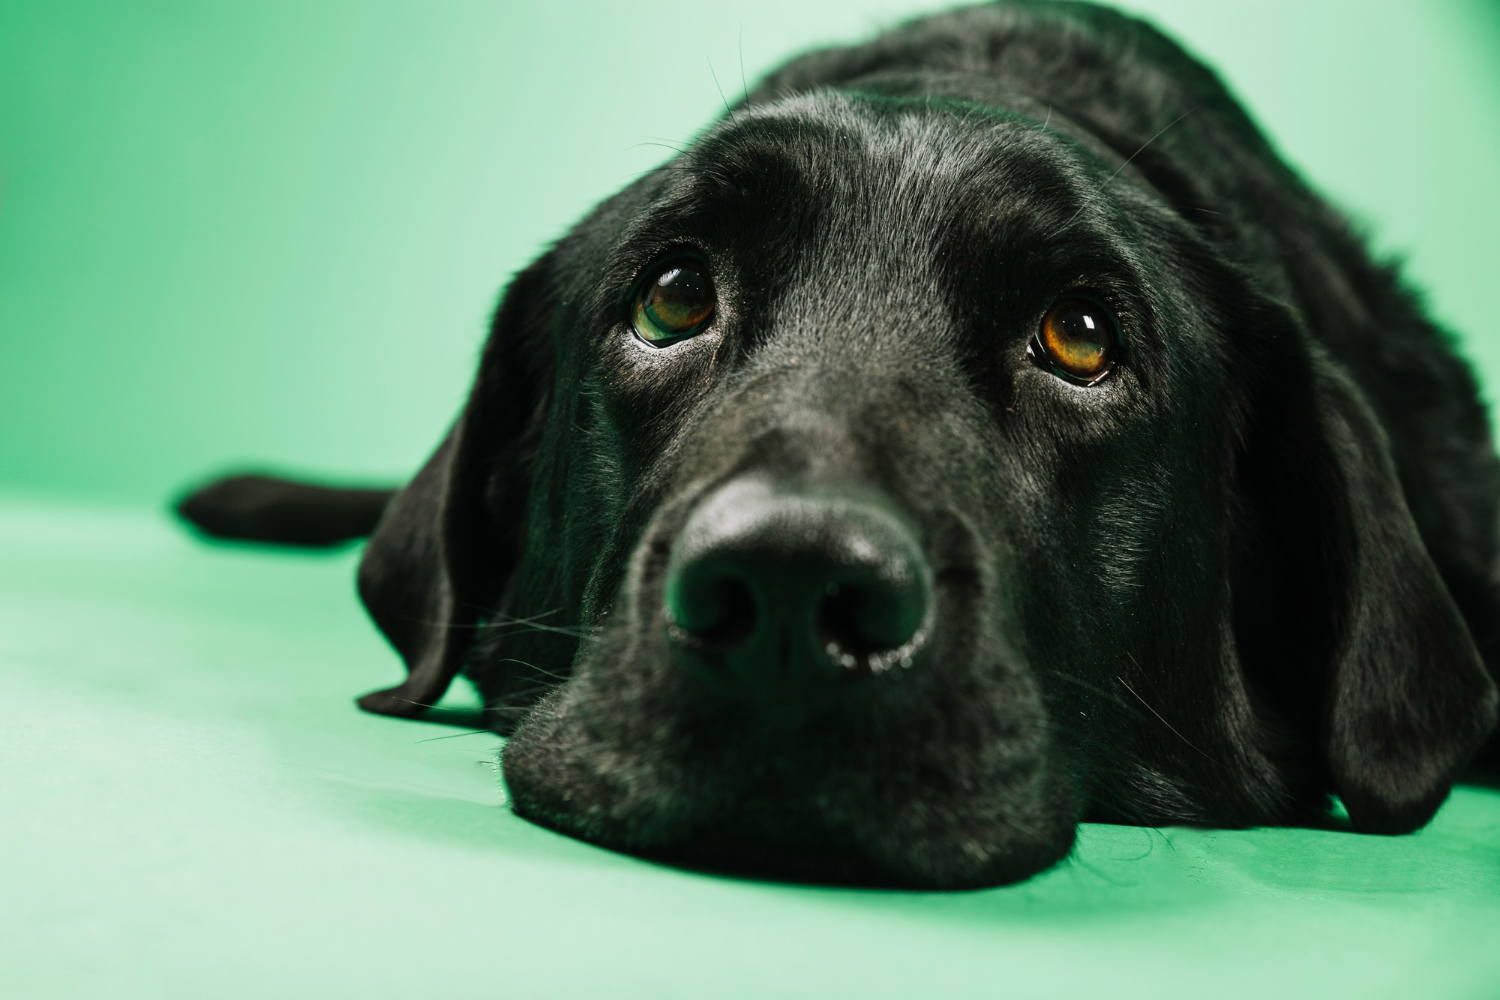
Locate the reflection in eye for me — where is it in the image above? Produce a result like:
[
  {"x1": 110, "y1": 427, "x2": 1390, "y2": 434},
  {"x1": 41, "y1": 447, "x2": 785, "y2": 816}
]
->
[
  {"x1": 634, "y1": 261, "x2": 716, "y2": 345},
  {"x1": 1034, "y1": 297, "x2": 1118, "y2": 384}
]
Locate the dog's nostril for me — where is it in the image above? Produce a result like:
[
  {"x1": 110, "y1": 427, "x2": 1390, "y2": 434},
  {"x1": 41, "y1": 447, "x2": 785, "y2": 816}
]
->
[
  {"x1": 934, "y1": 566, "x2": 980, "y2": 590},
  {"x1": 667, "y1": 573, "x2": 757, "y2": 648},
  {"x1": 817, "y1": 580, "x2": 928, "y2": 674}
]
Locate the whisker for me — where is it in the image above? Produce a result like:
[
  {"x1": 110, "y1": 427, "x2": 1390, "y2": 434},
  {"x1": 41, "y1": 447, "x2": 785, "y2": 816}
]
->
[
  {"x1": 486, "y1": 610, "x2": 603, "y2": 642},
  {"x1": 1057, "y1": 106, "x2": 1198, "y2": 232},
  {"x1": 707, "y1": 57, "x2": 732, "y2": 116},
  {"x1": 1040, "y1": 668, "x2": 1144, "y2": 716},
  {"x1": 738, "y1": 26, "x2": 749, "y2": 104},
  {"x1": 416, "y1": 730, "x2": 496, "y2": 743},
  {"x1": 629, "y1": 141, "x2": 689, "y2": 155},
  {"x1": 490, "y1": 657, "x2": 570, "y2": 682},
  {"x1": 1116, "y1": 671, "x2": 1224, "y2": 768}
]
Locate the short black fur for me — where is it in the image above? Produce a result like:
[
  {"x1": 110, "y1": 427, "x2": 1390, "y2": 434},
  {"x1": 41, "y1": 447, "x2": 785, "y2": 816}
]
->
[{"x1": 180, "y1": 1, "x2": 1500, "y2": 887}]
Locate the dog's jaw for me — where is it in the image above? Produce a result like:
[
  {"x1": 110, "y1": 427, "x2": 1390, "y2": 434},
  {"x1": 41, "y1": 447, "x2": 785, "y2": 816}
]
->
[
  {"x1": 497, "y1": 394, "x2": 1084, "y2": 889},
  {"x1": 502, "y1": 557, "x2": 1080, "y2": 889}
]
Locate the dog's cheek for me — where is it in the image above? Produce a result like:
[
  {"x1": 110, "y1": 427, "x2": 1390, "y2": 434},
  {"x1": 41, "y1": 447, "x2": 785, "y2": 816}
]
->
[{"x1": 500, "y1": 622, "x2": 737, "y2": 852}]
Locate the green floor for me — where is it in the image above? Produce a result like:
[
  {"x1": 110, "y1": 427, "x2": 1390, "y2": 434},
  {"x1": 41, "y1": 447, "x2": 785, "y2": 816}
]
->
[{"x1": 3, "y1": 495, "x2": 1498, "y2": 998}]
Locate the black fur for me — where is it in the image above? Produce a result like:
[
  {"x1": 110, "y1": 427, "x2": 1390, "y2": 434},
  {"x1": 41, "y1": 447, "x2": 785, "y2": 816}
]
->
[
  {"x1": 181, "y1": 1, "x2": 1500, "y2": 887},
  {"x1": 176, "y1": 474, "x2": 392, "y2": 547}
]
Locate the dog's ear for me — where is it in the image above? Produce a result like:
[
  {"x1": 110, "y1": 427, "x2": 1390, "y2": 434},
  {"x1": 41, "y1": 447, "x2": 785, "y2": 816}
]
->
[
  {"x1": 1308, "y1": 358, "x2": 1497, "y2": 831},
  {"x1": 355, "y1": 253, "x2": 556, "y2": 717},
  {"x1": 1234, "y1": 299, "x2": 1498, "y2": 833}
]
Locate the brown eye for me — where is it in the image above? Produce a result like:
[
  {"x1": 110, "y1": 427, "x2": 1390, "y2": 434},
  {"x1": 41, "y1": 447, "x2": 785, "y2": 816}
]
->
[
  {"x1": 1033, "y1": 297, "x2": 1119, "y2": 384},
  {"x1": 634, "y1": 260, "x2": 715, "y2": 344}
]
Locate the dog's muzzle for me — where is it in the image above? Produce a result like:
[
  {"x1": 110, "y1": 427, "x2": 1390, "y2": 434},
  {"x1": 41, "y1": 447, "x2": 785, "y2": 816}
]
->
[{"x1": 662, "y1": 478, "x2": 934, "y2": 710}]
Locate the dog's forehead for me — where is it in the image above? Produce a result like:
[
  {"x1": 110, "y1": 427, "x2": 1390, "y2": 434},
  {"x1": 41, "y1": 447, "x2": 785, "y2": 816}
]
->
[{"x1": 659, "y1": 93, "x2": 1115, "y2": 246}]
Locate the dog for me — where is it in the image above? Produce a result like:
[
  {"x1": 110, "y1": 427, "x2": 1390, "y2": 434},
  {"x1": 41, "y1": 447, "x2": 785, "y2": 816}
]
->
[{"x1": 179, "y1": 0, "x2": 1500, "y2": 888}]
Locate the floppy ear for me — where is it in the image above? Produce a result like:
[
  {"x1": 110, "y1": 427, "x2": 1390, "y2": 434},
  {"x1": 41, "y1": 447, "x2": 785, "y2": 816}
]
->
[
  {"x1": 1234, "y1": 301, "x2": 1498, "y2": 833},
  {"x1": 1313, "y1": 357, "x2": 1497, "y2": 830},
  {"x1": 355, "y1": 253, "x2": 556, "y2": 717}
]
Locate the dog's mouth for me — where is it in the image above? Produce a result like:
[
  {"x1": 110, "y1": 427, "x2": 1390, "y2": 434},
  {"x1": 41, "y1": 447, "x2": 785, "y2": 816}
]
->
[
  {"x1": 503, "y1": 677, "x2": 1076, "y2": 888},
  {"x1": 498, "y1": 476, "x2": 1080, "y2": 888}
]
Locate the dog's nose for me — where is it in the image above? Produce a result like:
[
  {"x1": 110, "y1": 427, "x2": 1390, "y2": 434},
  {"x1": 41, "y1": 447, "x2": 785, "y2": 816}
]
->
[{"x1": 664, "y1": 479, "x2": 932, "y2": 701}]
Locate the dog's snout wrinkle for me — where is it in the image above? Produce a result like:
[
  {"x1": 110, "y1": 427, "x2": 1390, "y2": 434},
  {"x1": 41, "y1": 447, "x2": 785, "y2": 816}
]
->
[{"x1": 664, "y1": 479, "x2": 933, "y2": 704}]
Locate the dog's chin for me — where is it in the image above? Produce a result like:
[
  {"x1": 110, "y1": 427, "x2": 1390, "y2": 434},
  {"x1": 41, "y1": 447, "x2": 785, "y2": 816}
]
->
[
  {"x1": 499, "y1": 632, "x2": 1080, "y2": 889},
  {"x1": 649, "y1": 774, "x2": 1080, "y2": 889}
]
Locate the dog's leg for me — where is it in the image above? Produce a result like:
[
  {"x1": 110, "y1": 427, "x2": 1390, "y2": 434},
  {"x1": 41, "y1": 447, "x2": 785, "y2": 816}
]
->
[{"x1": 175, "y1": 474, "x2": 394, "y2": 547}]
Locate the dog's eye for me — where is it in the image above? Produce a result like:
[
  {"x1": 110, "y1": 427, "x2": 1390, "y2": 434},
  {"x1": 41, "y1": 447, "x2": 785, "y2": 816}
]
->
[
  {"x1": 634, "y1": 261, "x2": 716, "y2": 345},
  {"x1": 1031, "y1": 297, "x2": 1118, "y2": 384}
]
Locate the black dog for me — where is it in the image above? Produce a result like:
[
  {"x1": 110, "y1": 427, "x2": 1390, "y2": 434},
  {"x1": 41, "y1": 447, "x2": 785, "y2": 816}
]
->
[{"x1": 180, "y1": 0, "x2": 1500, "y2": 888}]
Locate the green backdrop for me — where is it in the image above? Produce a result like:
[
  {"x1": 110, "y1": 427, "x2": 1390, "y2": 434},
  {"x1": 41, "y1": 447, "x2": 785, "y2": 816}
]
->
[
  {"x1": 4, "y1": 3, "x2": 1500, "y2": 997},
  {"x1": 2, "y1": 0, "x2": 1499, "y2": 503}
]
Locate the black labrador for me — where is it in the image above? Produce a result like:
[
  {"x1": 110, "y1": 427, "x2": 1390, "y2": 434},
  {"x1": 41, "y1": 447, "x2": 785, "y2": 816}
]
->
[{"x1": 180, "y1": 0, "x2": 1500, "y2": 888}]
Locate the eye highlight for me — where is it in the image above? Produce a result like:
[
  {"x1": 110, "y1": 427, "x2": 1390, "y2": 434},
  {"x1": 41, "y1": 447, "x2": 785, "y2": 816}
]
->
[
  {"x1": 633, "y1": 260, "x2": 716, "y2": 345},
  {"x1": 1030, "y1": 296, "x2": 1119, "y2": 385}
]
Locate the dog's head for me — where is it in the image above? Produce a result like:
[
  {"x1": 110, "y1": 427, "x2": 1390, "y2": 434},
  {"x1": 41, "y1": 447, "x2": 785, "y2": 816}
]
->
[{"x1": 354, "y1": 90, "x2": 1496, "y2": 887}]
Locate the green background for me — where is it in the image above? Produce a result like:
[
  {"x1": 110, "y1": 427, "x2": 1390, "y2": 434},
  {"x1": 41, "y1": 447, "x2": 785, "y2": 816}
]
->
[
  {"x1": 4, "y1": 2, "x2": 1500, "y2": 997},
  {"x1": 2, "y1": 0, "x2": 1499, "y2": 503}
]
